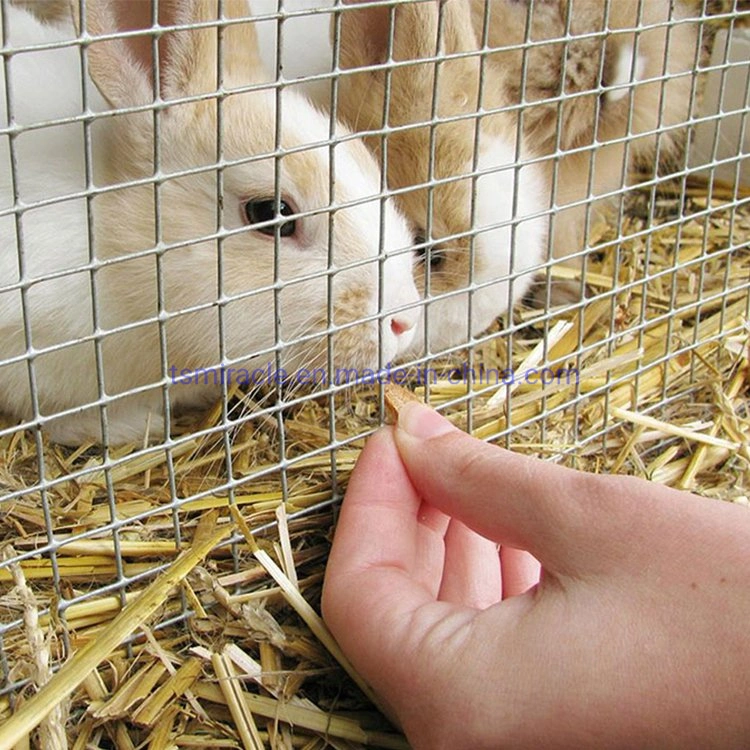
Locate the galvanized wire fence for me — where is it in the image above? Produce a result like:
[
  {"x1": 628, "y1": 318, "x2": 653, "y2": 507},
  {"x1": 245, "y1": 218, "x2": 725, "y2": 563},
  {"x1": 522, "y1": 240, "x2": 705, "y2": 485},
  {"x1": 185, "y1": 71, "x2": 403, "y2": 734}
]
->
[{"x1": 0, "y1": 0, "x2": 748, "y2": 743}]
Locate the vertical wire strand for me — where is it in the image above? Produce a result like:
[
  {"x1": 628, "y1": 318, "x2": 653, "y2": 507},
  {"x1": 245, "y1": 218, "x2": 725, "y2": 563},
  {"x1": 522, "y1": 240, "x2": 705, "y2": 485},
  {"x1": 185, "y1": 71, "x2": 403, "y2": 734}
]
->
[
  {"x1": 501, "y1": 0, "x2": 537, "y2": 449},
  {"x1": 465, "y1": 0, "x2": 493, "y2": 436},
  {"x1": 4, "y1": 0, "x2": 75, "y2": 652},
  {"x1": 700, "y1": 11, "x2": 736, "y2": 364},
  {"x1": 598, "y1": 0, "x2": 624, "y2": 456},
  {"x1": 76, "y1": 0, "x2": 132, "y2": 643},
  {"x1": 143, "y1": 2, "x2": 188, "y2": 607},
  {"x1": 662, "y1": 11, "x2": 697, "y2": 403},
  {"x1": 422, "y1": 0, "x2": 440, "y2": 377},
  {"x1": 377, "y1": 0, "x2": 398, "y2": 418},
  {"x1": 273, "y1": 0, "x2": 290, "y2": 509},
  {"x1": 328, "y1": 0, "x2": 342, "y2": 511},
  {"x1": 215, "y1": 0, "x2": 240, "y2": 578}
]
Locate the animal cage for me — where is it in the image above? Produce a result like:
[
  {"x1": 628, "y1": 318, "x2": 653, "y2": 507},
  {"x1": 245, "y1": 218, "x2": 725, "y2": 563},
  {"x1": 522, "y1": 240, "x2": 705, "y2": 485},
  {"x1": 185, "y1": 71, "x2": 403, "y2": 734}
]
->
[{"x1": 0, "y1": 0, "x2": 748, "y2": 745}]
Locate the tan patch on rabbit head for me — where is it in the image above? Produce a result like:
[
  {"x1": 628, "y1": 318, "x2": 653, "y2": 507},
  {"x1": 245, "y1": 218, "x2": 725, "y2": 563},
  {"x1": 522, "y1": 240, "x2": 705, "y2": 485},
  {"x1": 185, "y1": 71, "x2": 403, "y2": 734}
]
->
[
  {"x1": 222, "y1": 90, "x2": 388, "y2": 269},
  {"x1": 335, "y1": 32, "x2": 489, "y2": 297},
  {"x1": 337, "y1": 0, "x2": 486, "y2": 140},
  {"x1": 333, "y1": 282, "x2": 375, "y2": 326},
  {"x1": 301, "y1": 280, "x2": 379, "y2": 370}
]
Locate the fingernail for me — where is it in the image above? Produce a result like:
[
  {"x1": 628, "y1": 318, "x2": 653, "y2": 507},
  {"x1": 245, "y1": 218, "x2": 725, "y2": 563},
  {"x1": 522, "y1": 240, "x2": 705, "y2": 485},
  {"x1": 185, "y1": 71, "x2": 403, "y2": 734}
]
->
[{"x1": 396, "y1": 401, "x2": 455, "y2": 440}]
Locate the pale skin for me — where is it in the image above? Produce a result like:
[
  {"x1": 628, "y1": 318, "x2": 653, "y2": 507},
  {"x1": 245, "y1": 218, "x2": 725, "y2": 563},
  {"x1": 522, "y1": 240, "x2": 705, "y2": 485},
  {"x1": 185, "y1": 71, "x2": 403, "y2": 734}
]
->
[{"x1": 322, "y1": 402, "x2": 750, "y2": 749}]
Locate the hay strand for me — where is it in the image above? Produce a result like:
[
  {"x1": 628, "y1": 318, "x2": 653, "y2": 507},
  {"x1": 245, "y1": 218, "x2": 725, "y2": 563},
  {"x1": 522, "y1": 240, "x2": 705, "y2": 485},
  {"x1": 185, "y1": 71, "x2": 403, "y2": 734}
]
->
[{"x1": 0, "y1": 513, "x2": 231, "y2": 750}]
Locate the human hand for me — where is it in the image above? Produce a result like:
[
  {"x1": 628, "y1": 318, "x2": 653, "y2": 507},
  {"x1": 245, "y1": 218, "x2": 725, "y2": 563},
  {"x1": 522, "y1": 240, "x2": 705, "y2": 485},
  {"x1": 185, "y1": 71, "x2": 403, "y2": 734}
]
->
[{"x1": 322, "y1": 402, "x2": 750, "y2": 749}]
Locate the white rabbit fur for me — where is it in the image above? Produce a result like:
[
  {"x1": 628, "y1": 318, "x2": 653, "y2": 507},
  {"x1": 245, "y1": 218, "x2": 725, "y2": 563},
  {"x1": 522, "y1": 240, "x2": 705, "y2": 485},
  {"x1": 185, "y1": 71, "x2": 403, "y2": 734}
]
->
[
  {"x1": 252, "y1": 0, "x2": 549, "y2": 356},
  {"x1": 0, "y1": 0, "x2": 421, "y2": 445}
]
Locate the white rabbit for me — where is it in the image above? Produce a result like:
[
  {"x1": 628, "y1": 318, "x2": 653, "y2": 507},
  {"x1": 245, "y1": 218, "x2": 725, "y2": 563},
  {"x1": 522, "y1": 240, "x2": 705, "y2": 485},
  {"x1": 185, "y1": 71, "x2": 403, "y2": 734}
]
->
[
  {"x1": 0, "y1": 0, "x2": 421, "y2": 446},
  {"x1": 473, "y1": 0, "x2": 701, "y2": 269}
]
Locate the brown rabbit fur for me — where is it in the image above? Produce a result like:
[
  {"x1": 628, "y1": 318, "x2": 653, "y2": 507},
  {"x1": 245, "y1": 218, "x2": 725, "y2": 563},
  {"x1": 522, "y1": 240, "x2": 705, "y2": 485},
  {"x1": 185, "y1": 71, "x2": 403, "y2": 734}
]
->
[
  {"x1": 339, "y1": 0, "x2": 516, "y2": 282},
  {"x1": 336, "y1": 0, "x2": 547, "y2": 353},
  {"x1": 474, "y1": 0, "x2": 701, "y2": 263}
]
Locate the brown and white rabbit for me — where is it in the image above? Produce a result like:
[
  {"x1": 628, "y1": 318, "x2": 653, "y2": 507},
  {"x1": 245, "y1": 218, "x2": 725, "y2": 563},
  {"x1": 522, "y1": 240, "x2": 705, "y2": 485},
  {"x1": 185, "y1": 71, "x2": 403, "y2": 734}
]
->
[
  {"x1": 334, "y1": 0, "x2": 549, "y2": 357},
  {"x1": 0, "y1": 0, "x2": 421, "y2": 445},
  {"x1": 333, "y1": 0, "x2": 700, "y2": 323},
  {"x1": 473, "y1": 0, "x2": 701, "y2": 266}
]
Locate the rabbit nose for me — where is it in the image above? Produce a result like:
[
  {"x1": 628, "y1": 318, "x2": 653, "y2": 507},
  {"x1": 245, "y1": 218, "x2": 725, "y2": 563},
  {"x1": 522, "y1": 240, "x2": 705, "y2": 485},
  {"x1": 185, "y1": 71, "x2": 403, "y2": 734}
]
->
[{"x1": 391, "y1": 316, "x2": 415, "y2": 336}]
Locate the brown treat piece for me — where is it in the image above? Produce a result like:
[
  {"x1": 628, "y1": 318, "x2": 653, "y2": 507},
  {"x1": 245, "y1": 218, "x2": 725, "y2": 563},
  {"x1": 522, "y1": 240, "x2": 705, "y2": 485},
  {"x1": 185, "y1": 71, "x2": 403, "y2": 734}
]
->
[{"x1": 383, "y1": 383, "x2": 422, "y2": 424}]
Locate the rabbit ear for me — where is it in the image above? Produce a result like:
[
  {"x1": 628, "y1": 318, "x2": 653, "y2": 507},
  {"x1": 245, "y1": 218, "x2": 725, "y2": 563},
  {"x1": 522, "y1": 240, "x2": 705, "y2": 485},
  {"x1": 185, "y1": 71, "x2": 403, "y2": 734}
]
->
[
  {"x1": 438, "y1": 0, "x2": 482, "y2": 57},
  {"x1": 71, "y1": 0, "x2": 154, "y2": 107},
  {"x1": 78, "y1": 0, "x2": 264, "y2": 108},
  {"x1": 337, "y1": 0, "x2": 392, "y2": 69},
  {"x1": 339, "y1": 0, "x2": 478, "y2": 70}
]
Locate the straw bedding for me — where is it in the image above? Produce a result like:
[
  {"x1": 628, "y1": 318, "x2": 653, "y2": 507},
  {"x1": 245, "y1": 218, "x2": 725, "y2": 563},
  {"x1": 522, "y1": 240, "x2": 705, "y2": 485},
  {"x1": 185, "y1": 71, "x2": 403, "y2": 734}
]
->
[{"x1": 0, "y1": 172, "x2": 747, "y2": 748}]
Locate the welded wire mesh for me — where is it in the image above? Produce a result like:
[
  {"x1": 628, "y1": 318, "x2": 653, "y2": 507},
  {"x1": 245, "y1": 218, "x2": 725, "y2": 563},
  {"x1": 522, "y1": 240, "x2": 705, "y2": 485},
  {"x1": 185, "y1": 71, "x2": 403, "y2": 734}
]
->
[{"x1": 0, "y1": 0, "x2": 748, "y2": 744}]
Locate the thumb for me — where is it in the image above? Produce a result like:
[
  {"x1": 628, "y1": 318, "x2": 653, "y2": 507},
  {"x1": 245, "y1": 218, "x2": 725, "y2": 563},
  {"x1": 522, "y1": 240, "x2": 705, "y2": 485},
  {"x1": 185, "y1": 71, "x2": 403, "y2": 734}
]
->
[{"x1": 393, "y1": 401, "x2": 657, "y2": 576}]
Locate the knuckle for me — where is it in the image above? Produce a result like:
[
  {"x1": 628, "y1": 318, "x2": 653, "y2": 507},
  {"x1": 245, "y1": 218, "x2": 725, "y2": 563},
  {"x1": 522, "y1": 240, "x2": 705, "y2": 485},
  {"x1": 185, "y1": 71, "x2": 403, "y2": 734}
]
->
[{"x1": 449, "y1": 438, "x2": 500, "y2": 486}]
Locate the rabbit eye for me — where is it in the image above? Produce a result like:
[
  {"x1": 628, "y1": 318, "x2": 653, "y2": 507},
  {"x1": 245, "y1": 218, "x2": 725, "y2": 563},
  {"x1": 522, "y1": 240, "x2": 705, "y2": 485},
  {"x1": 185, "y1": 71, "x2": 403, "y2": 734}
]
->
[
  {"x1": 414, "y1": 233, "x2": 445, "y2": 270},
  {"x1": 244, "y1": 199, "x2": 296, "y2": 237}
]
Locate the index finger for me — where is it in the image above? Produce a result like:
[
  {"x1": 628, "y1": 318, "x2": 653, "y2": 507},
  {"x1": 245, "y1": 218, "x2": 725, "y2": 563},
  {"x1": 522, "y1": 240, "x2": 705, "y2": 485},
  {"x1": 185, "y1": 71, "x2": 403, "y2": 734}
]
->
[{"x1": 322, "y1": 428, "x2": 455, "y2": 670}]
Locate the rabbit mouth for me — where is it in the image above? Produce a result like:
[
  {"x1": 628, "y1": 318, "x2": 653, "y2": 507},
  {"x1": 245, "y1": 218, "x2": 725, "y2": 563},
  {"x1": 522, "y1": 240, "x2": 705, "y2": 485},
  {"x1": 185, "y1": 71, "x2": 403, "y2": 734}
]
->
[{"x1": 276, "y1": 323, "x2": 383, "y2": 377}]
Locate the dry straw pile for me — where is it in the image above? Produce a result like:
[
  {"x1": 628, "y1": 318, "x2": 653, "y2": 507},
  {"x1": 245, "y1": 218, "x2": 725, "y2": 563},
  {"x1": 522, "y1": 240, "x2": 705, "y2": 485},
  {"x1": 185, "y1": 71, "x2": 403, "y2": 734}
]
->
[{"x1": 0, "y1": 172, "x2": 747, "y2": 749}]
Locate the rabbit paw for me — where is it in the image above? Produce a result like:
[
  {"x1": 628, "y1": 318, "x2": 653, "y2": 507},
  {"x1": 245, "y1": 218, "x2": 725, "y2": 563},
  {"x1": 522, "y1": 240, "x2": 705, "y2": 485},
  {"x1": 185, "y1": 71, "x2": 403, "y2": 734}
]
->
[{"x1": 45, "y1": 405, "x2": 165, "y2": 446}]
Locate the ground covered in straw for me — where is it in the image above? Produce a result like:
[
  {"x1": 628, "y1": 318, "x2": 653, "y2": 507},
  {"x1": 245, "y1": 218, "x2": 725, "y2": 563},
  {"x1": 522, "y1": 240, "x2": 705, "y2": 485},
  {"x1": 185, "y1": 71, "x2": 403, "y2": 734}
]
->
[{"x1": 0, "y1": 178, "x2": 748, "y2": 748}]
